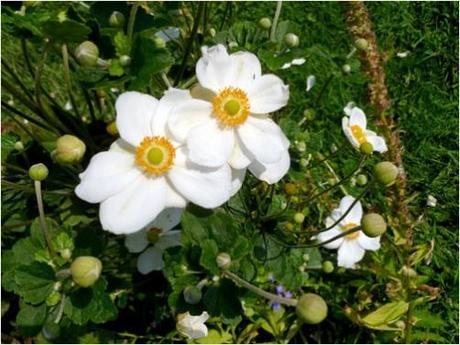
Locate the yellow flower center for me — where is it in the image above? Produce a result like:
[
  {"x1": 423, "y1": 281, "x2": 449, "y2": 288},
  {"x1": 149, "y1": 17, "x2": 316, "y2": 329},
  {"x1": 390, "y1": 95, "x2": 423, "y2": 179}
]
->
[
  {"x1": 351, "y1": 125, "x2": 367, "y2": 145},
  {"x1": 147, "y1": 228, "x2": 162, "y2": 244},
  {"x1": 212, "y1": 87, "x2": 250, "y2": 127},
  {"x1": 135, "y1": 136, "x2": 175, "y2": 176},
  {"x1": 341, "y1": 223, "x2": 360, "y2": 240}
]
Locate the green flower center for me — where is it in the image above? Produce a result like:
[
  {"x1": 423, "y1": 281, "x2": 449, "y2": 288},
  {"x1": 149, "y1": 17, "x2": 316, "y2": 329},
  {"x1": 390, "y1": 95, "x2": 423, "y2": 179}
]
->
[
  {"x1": 224, "y1": 99, "x2": 241, "y2": 117},
  {"x1": 147, "y1": 147, "x2": 164, "y2": 165}
]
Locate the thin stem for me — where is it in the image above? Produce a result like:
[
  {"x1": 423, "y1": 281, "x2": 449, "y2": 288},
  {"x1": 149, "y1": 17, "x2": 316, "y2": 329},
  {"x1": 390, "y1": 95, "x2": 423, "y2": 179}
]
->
[
  {"x1": 82, "y1": 88, "x2": 96, "y2": 122},
  {"x1": 54, "y1": 294, "x2": 66, "y2": 324},
  {"x1": 61, "y1": 44, "x2": 80, "y2": 118},
  {"x1": 270, "y1": 1, "x2": 283, "y2": 42},
  {"x1": 21, "y1": 38, "x2": 36, "y2": 79},
  {"x1": 127, "y1": 3, "x2": 139, "y2": 43},
  {"x1": 323, "y1": 159, "x2": 348, "y2": 195},
  {"x1": 179, "y1": 75, "x2": 197, "y2": 89},
  {"x1": 1, "y1": 101, "x2": 57, "y2": 133},
  {"x1": 161, "y1": 72, "x2": 172, "y2": 89},
  {"x1": 219, "y1": 2, "x2": 231, "y2": 31},
  {"x1": 1, "y1": 59, "x2": 34, "y2": 101},
  {"x1": 34, "y1": 180, "x2": 55, "y2": 256},
  {"x1": 34, "y1": 40, "x2": 52, "y2": 111},
  {"x1": 315, "y1": 74, "x2": 334, "y2": 107},
  {"x1": 346, "y1": 47, "x2": 357, "y2": 60},
  {"x1": 223, "y1": 271, "x2": 298, "y2": 306}
]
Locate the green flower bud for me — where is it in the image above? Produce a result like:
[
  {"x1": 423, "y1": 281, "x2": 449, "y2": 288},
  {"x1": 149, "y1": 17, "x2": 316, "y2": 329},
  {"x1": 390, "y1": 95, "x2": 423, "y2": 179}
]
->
[
  {"x1": 296, "y1": 293, "x2": 328, "y2": 324},
  {"x1": 208, "y1": 27, "x2": 216, "y2": 37},
  {"x1": 360, "y1": 142, "x2": 374, "y2": 155},
  {"x1": 327, "y1": 178, "x2": 336, "y2": 186},
  {"x1": 342, "y1": 64, "x2": 351, "y2": 73},
  {"x1": 153, "y1": 37, "x2": 166, "y2": 49},
  {"x1": 75, "y1": 41, "x2": 99, "y2": 67},
  {"x1": 361, "y1": 213, "x2": 387, "y2": 237},
  {"x1": 356, "y1": 174, "x2": 368, "y2": 186},
  {"x1": 291, "y1": 196, "x2": 299, "y2": 204},
  {"x1": 258, "y1": 17, "x2": 272, "y2": 30},
  {"x1": 106, "y1": 121, "x2": 118, "y2": 136},
  {"x1": 14, "y1": 141, "x2": 24, "y2": 151},
  {"x1": 52, "y1": 135, "x2": 86, "y2": 164},
  {"x1": 374, "y1": 161, "x2": 399, "y2": 187},
  {"x1": 42, "y1": 320, "x2": 60, "y2": 341},
  {"x1": 300, "y1": 158, "x2": 309, "y2": 168},
  {"x1": 228, "y1": 41, "x2": 238, "y2": 49},
  {"x1": 355, "y1": 38, "x2": 369, "y2": 51},
  {"x1": 120, "y1": 55, "x2": 131, "y2": 67},
  {"x1": 183, "y1": 286, "x2": 202, "y2": 305},
  {"x1": 60, "y1": 248, "x2": 72, "y2": 260},
  {"x1": 109, "y1": 11, "x2": 125, "y2": 28},
  {"x1": 284, "y1": 183, "x2": 297, "y2": 196},
  {"x1": 303, "y1": 108, "x2": 316, "y2": 121},
  {"x1": 46, "y1": 291, "x2": 61, "y2": 306},
  {"x1": 284, "y1": 222, "x2": 294, "y2": 232},
  {"x1": 29, "y1": 163, "x2": 49, "y2": 181},
  {"x1": 296, "y1": 141, "x2": 306, "y2": 153},
  {"x1": 70, "y1": 256, "x2": 102, "y2": 288},
  {"x1": 284, "y1": 33, "x2": 299, "y2": 48},
  {"x1": 293, "y1": 212, "x2": 305, "y2": 224},
  {"x1": 322, "y1": 261, "x2": 334, "y2": 273},
  {"x1": 216, "y1": 252, "x2": 231, "y2": 269}
]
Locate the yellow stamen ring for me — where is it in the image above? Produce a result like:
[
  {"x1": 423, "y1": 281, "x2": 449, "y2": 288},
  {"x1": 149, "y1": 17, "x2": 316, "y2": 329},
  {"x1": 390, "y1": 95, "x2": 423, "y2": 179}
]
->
[
  {"x1": 341, "y1": 223, "x2": 360, "y2": 240},
  {"x1": 212, "y1": 87, "x2": 250, "y2": 127},
  {"x1": 135, "y1": 136, "x2": 175, "y2": 176},
  {"x1": 351, "y1": 125, "x2": 367, "y2": 145}
]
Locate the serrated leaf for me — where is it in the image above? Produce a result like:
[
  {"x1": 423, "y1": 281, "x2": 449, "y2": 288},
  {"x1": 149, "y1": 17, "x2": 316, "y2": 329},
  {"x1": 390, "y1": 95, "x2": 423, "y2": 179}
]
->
[
  {"x1": 41, "y1": 19, "x2": 91, "y2": 42},
  {"x1": 16, "y1": 303, "x2": 47, "y2": 337},
  {"x1": 114, "y1": 31, "x2": 131, "y2": 56},
  {"x1": 203, "y1": 279, "x2": 241, "y2": 320},
  {"x1": 109, "y1": 59, "x2": 125, "y2": 77},
  {"x1": 200, "y1": 239, "x2": 219, "y2": 274},
  {"x1": 230, "y1": 236, "x2": 251, "y2": 259},
  {"x1": 15, "y1": 262, "x2": 55, "y2": 304},
  {"x1": 361, "y1": 301, "x2": 409, "y2": 329}
]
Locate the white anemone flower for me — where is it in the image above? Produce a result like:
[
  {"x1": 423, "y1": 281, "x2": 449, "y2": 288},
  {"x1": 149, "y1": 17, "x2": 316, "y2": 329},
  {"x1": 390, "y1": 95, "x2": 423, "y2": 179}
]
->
[
  {"x1": 177, "y1": 311, "x2": 209, "y2": 339},
  {"x1": 168, "y1": 44, "x2": 290, "y2": 187},
  {"x1": 125, "y1": 208, "x2": 182, "y2": 274},
  {"x1": 342, "y1": 103, "x2": 388, "y2": 153},
  {"x1": 317, "y1": 195, "x2": 381, "y2": 268},
  {"x1": 75, "y1": 89, "x2": 231, "y2": 234}
]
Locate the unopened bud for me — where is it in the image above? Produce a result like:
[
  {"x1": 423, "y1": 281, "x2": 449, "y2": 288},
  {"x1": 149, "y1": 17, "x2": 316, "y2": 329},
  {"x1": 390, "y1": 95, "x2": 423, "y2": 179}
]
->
[
  {"x1": 52, "y1": 135, "x2": 86, "y2": 164},
  {"x1": 296, "y1": 141, "x2": 306, "y2": 153},
  {"x1": 296, "y1": 293, "x2": 328, "y2": 324},
  {"x1": 228, "y1": 41, "x2": 238, "y2": 49},
  {"x1": 216, "y1": 252, "x2": 231, "y2": 269},
  {"x1": 109, "y1": 11, "x2": 125, "y2": 28},
  {"x1": 70, "y1": 256, "x2": 102, "y2": 288},
  {"x1": 14, "y1": 141, "x2": 24, "y2": 151},
  {"x1": 284, "y1": 222, "x2": 294, "y2": 232},
  {"x1": 355, "y1": 38, "x2": 369, "y2": 51},
  {"x1": 360, "y1": 142, "x2": 374, "y2": 155},
  {"x1": 60, "y1": 248, "x2": 72, "y2": 260},
  {"x1": 293, "y1": 212, "x2": 305, "y2": 224},
  {"x1": 322, "y1": 261, "x2": 334, "y2": 273},
  {"x1": 374, "y1": 161, "x2": 399, "y2": 187},
  {"x1": 183, "y1": 286, "x2": 202, "y2": 305},
  {"x1": 75, "y1": 41, "x2": 99, "y2": 67},
  {"x1": 208, "y1": 27, "x2": 216, "y2": 37},
  {"x1": 300, "y1": 158, "x2": 309, "y2": 168},
  {"x1": 284, "y1": 183, "x2": 297, "y2": 196},
  {"x1": 361, "y1": 213, "x2": 387, "y2": 237},
  {"x1": 258, "y1": 17, "x2": 272, "y2": 30},
  {"x1": 120, "y1": 55, "x2": 131, "y2": 67},
  {"x1": 29, "y1": 163, "x2": 49, "y2": 181},
  {"x1": 303, "y1": 108, "x2": 316, "y2": 121},
  {"x1": 284, "y1": 33, "x2": 299, "y2": 48},
  {"x1": 153, "y1": 37, "x2": 166, "y2": 49},
  {"x1": 356, "y1": 174, "x2": 368, "y2": 186},
  {"x1": 342, "y1": 64, "x2": 351, "y2": 73},
  {"x1": 106, "y1": 121, "x2": 118, "y2": 136}
]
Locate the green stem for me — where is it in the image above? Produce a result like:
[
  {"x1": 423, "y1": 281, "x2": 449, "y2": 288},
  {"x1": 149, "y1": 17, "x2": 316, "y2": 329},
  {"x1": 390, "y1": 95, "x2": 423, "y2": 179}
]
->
[
  {"x1": 61, "y1": 44, "x2": 80, "y2": 118},
  {"x1": 54, "y1": 294, "x2": 66, "y2": 323},
  {"x1": 315, "y1": 74, "x2": 334, "y2": 107},
  {"x1": 1, "y1": 101, "x2": 56, "y2": 133},
  {"x1": 34, "y1": 180, "x2": 55, "y2": 256},
  {"x1": 34, "y1": 40, "x2": 52, "y2": 111},
  {"x1": 127, "y1": 3, "x2": 139, "y2": 43},
  {"x1": 161, "y1": 72, "x2": 172, "y2": 89},
  {"x1": 323, "y1": 159, "x2": 348, "y2": 195},
  {"x1": 270, "y1": 1, "x2": 283, "y2": 42}
]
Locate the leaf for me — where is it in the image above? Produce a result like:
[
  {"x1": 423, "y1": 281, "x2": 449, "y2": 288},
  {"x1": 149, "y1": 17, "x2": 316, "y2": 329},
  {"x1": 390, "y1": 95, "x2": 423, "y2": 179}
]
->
[
  {"x1": 196, "y1": 329, "x2": 233, "y2": 344},
  {"x1": 41, "y1": 19, "x2": 91, "y2": 42},
  {"x1": 361, "y1": 301, "x2": 409, "y2": 329},
  {"x1": 230, "y1": 236, "x2": 251, "y2": 259},
  {"x1": 203, "y1": 279, "x2": 241, "y2": 321},
  {"x1": 15, "y1": 262, "x2": 55, "y2": 305},
  {"x1": 1, "y1": 133, "x2": 18, "y2": 164},
  {"x1": 114, "y1": 31, "x2": 131, "y2": 56},
  {"x1": 109, "y1": 59, "x2": 125, "y2": 77},
  {"x1": 412, "y1": 308, "x2": 444, "y2": 329},
  {"x1": 200, "y1": 239, "x2": 219, "y2": 275},
  {"x1": 16, "y1": 302, "x2": 47, "y2": 337}
]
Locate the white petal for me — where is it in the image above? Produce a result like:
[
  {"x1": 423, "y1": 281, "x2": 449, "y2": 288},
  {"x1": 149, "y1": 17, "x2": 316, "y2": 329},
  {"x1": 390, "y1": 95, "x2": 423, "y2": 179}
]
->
[
  {"x1": 306, "y1": 75, "x2": 316, "y2": 92},
  {"x1": 292, "y1": 58, "x2": 306, "y2": 65},
  {"x1": 187, "y1": 119, "x2": 235, "y2": 167},
  {"x1": 237, "y1": 116, "x2": 288, "y2": 164},
  {"x1": 167, "y1": 148, "x2": 231, "y2": 208},
  {"x1": 349, "y1": 107, "x2": 367, "y2": 128},
  {"x1": 108, "y1": 138, "x2": 135, "y2": 154},
  {"x1": 165, "y1": 183, "x2": 188, "y2": 208},
  {"x1": 281, "y1": 62, "x2": 292, "y2": 70},
  {"x1": 75, "y1": 151, "x2": 140, "y2": 203},
  {"x1": 151, "y1": 208, "x2": 183, "y2": 232},
  {"x1": 153, "y1": 88, "x2": 191, "y2": 136},
  {"x1": 358, "y1": 234, "x2": 381, "y2": 251},
  {"x1": 125, "y1": 230, "x2": 149, "y2": 253},
  {"x1": 248, "y1": 148, "x2": 290, "y2": 184},
  {"x1": 248, "y1": 74, "x2": 289, "y2": 114},
  {"x1": 177, "y1": 312, "x2": 209, "y2": 339},
  {"x1": 231, "y1": 51, "x2": 262, "y2": 89},
  {"x1": 137, "y1": 246, "x2": 164, "y2": 274},
  {"x1": 99, "y1": 176, "x2": 167, "y2": 234},
  {"x1": 168, "y1": 99, "x2": 213, "y2": 143},
  {"x1": 196, "y1": 44, "x2": 233, "y2": 93},
  {"x1": 339, "y1": 195, "x2": 362, "y2": 224},
  {"x1": 366, "y1": 135, "x2": 388, "y2": 153},
  {"x1": 343, "y1": 102, "x2": 356, "y2": 117},
  {"x1": 317, "y1": 228, "x2": 343, "y2": 249},
  {"x1": 157, "y1": 230, "x2": 182, "y2": 251},
  {"x1": 342, "y1": 117, "x2": 359, "y2": 149},
  {"x1": 337, "y1": 240, "x2": 365, "y2": 268},
  {"x1": 115, "y1": 92, "x2": 158, "y2": 146},
  {"x1": 230, "y1": 168, "x2": 246, "y2": 196},
  {"x1": 228, "y1": 141, "x2": 251, "y2": 170}
]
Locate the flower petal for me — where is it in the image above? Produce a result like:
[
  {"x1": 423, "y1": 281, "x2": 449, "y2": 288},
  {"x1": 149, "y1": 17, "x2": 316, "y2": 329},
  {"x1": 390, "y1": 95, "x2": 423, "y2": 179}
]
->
[
  {"x1": 157, "y1": 230, "x2": 182, "y2": 251},
  {"x1": 99, "y1": 175, "x2": 167, "y2": 234},
  {"x1": 196, "y1": 44, "x2": 233, "y2": 93},
  {"x1": 343, "y1": 102, "x2": 355, "y2": 117},
  {"x1": 165, "y1": 183, "x2": 188, "y2": 208},
  {"x1": 228, "y1": 141, "x2": 252, "y2": 170},
  {"x1": 230, "y1": 168, "x2": 246, "y2": 196},
  {"x1": 339, "y1": 195, "x2": 362, "y2": 225},
  {"x1": 248, "y1": 148, "x2": 290, "y2": 184},
  {"x1": 125, "y1": 230, "x2": 149, "y2": 253},
  {"x1": 342, "y1": 117, "x2": 359, "y2": 148},
  {"x1": 137, "y1": 246, "x2": 164, "y2": 274},
  {"x1": 153, "y1": 88, "x2": 191, "y2": 136},
  {"x1": 151, "y1": 208, "x2": 183, "y2": 232},
  {"x1": 317, "y1": 228, "x2": 343, "y2": 249},
  {"x1": 366, "y1": 135, "x2": 388, "y2": 153},
  {"x1": 231, "y1": 51, "x2": 262, "y2": 89},
  {"x1": 306, "y1": 75, "x2": 316, "y2": 92},
  {"x1": 187, "y1": 119, "x2": 235, "y2": 167},
  {"x1": 116, "y1": 92, "x2": 158, "y2": 146},
  {"x1": 177, "y1": 312, "x2": 209, "y2": 339},
  {"x1": 337, "y1": 240, "x2": 365, "y2": 268},
  {"x1": 248, "y1": 74, "x2": 289, "y2": 114},
  {"x1": 349, "y1": 107, "x2": 367, "y2": 128},
  {"x1": 358, "y1": 234, "x2": 381, "y2": 251}
]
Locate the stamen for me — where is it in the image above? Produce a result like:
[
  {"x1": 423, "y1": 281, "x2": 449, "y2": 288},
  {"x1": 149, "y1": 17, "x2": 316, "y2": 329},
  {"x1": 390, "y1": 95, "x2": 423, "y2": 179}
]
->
[
  {"x1": 341, "y1": 223, "x2": 360, "y2": 240},
  {"x1": 351, "y1": 125, "x2": 367, "y2": 145}
]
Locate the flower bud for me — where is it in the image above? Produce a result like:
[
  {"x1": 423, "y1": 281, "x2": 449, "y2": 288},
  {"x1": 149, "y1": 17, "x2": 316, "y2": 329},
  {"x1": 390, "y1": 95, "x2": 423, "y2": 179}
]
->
[
  {"x1": 284, "y1": 222, "x2": 294, "y2": 232},
  {"x1": 14, "y1": 141, "x2": 24, "y2": 151},
  {"x1": 216, "y1": 252, "x2": 231, "y2": 269},
  {"x1": 360, "y1": 142, "x2": 374, "y2": 155},
  {"x1": 75, "y1": 41, "x2": 99, "y2": 67},
  {"x1": 52, "y1": 135, "x2": 86, "y2": 164},
  {"x1": 355, "y1": 38, "x2": 369, "y2": 51},
  {"x1": 374, "y1": 161, "x2": 398, "y2": 186},
  {"x1": 258, "y1": 17, "x2": 272, "y2": 30},
  {"x1": 109, "y1": 11, "x2": 125, "y2": 28},
  {"x1": 293, "y1": 212, "x2": 305, "y2": 224},
  {"x1": 284, "y1": 183, "x2": 297, "y2": 196},
  {"x1": 284, "y1": 33, "x2": 299, "y2": 48},
  {"x1": 228, "y1": 41, "x2": 238, "y2": 49},
  {"x1": 153, "y1": 37, "x2": 166, "y2": 49},
  {"x1": 342, "y1": 64, "x2": 351, "y2": 73},
  {"x1": 29, "y1": 163, "x2": 49, "y2": 181},
  {"x1": 300, "y1": 158, "x2": 309, "y2": 168},
  {"x1": 303, "y1": 108, "x2": 316, "y2": 121},
  {"x1": 183, "y1": 286, "x2": 202, "y2": 305},
  {"x1": 120, "y1": 55, "x2": 131, "y2": 67},
  {"x1": 70, "y1": 256, "x2": 102, "y2": 288},
  {"x1": 60, "y1": 248, "x2": 72, "y2": 260},
  {"x1": 106, "y1": 121, "x2": 118, "y2": 136},
  {"x1": 322, "y1": 261, "x2": 334, "y2": 273},
  {"x1": 327, "y1": 178, "x2": 336, "y2": 186},
  {"x1": 356, "y1": 174, "x2": 368, "y2": 186},
  {"x1": 295, "y1": 141, "x2": 306, "y2": 153},
  {"x1": 296, "y1": 293, "x2": 328, "y2": 324},
  {"x1": 361, "y1": 213, "x2": 387, "y2": 237},
  {"x1": 208, "y1": 27, "x2": 216, "y2": 37}
]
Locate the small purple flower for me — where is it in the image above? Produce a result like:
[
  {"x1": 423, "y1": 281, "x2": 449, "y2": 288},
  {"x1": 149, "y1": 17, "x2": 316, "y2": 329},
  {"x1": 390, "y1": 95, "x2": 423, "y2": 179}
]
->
[
  {"x1": 271, "y1": 301, "x2": 281, "y2": 311},
  {"x1": 284, "y1": 291, "x2": 293, "y2": 299},
  {"x1": 275, "y1": 285, "x2": 285, "y2": 295}
]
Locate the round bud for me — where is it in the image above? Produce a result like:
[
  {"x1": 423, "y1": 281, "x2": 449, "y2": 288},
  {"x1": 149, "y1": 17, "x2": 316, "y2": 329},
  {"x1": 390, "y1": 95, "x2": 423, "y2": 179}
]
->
[
  {"x1": 258, "y1": 17, "x2": 272, "y2": 30},
  {"x1": 70, "y1": 256, "x2": 102, "y2": 288},
  {"x1": 183, "y1": 286, "x2": 202, "y2": 305},
  {"x1": 109, "y1": 11, "x2": 125, "y2": 28},
  {"x1": 303, "y1": 108, "x2": 316, "y2": 121},
  {"x1": 46, "y1": 291, "x2": 61, "y2": 306},
  {"x1": 327, "y1": 178, "x2": 336, "y2": 186},
  {"x1": 52, "y1": 135, "x2": 86, "y2": 165},
  {"x1": 296, "y1": 141, "x2": 306, "y2": 153},
  {"x1": 360, "y1": 142, "x2": 374, "y2": 155},
  {"x1": 29, "y1": 163, "x2": 49, "y2": 181},
  {"x1": 284, "y1": 33, "x2": 299, "y2": 48},
  {"x1": 284, "y1": 183, "x2": 297, "y2": 196},
  {"x1": 361, "y1": 213, "x2": 387, "y2": 237},
  {"x1": 228, "y1": 41, "x2": 238, "y2": 49},
  {"x1": 60, "y1": 248, "x2": 72, "y2": 260},
  {"x1": 106, "y1": 121, "x2": 118, "y2": 136},
  {"x1": 296, "y1": 293, "x2": 328, "y2": 324},
  {"x1": 355, "y1": 38, "x2": 369, "y2": 51},
  {"x1": 342, "y1": 64, "x2": 351, "y2": 73},
  {"x1": 330, "y1": 144, "x2": 338, "y2": 154},
  {"x1": 291, "y1": 196, "x2": 299, "y2": 204},
  {"x1": 75, "y1": 41, "x2": 99, "y2": 67},
  {"x1": 208, "y1": 27, "x2": 216, "y2": 37},
  {"x1": 284, "y1": 222, "x2": 294, "y2": 232},
  {"x1": 153, "y1": 37, "x2": 166, "y2": 49},
  {"x1": 42, "y1": 320, "x2": 60, "y2": 341},
  {"x1": 374, "y1": 161, "x2": 399, "y2": 187},
  {"x1": 293, "y1": 212, "x2": 305, "y2": 224},
  {"x1": 322, "y1": 261, "x2": 334, "y2": 274},
  {"x1": 120, "y1": 55, "x2": 131, "y2": 67},
  {"x1": 300, "y1": 158, "x2": 309, "y2": 168},
  {"x1": 356, "y1": 174, "x2": 368, "y2": 186},
  {"x1": 216, "y1": 252, "x2": 231, "y2": 269},
  {"x1": 14, "y1": 141, "x2": 24, "y2": 151}
]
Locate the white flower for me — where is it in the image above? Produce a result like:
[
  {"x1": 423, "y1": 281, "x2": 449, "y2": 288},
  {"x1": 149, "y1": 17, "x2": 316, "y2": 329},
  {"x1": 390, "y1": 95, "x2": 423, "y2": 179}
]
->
[
  {"x1": 125, "y1": 208, "x2": 182, "y2": 274},
  {"x1": 168, "y1": 44, "x2": 290, "y2": 187},
  {"x1": 342, "y1": 104, "x2": 388, "y2": 153},
  {"x1": 426, "y1": 195, "x2": 437, "y2": 208},
  {"x1": 306, "y1": 75, "x2": 316, "y2": 92},
  {"x1": 317, "y1": 195, "x2": 381, "y2": 268},
  {"x1": 75, "y1": 89, "x2": 231, "y2": 234},
  {"x1": 281, "y1": 57, "x2": 306, "y2": 70},
  {"x1": 177, "y1": 311, "x2": 209, "y2": 339}
]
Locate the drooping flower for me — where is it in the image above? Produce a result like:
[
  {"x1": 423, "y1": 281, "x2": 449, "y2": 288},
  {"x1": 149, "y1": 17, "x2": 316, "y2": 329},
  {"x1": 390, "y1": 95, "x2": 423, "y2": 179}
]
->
[
  {"x1": 125, "y1": 208, "x2": 182, "y2": 274},
  {"x1": 317, "y1": 195, "x2": 381, "y2": 268},
  {"x1": 75, "y1": 89, "x2": 231, "y2": 234},
  {"x1": 176, "y1": 311, "x2": 209, "y2": 339},
  {"x1": 342, "y1": 103, "x2": 388, "y2": 153},
  {"x1": 168, "y1": 44, "x2": 291, "y2": 187}
]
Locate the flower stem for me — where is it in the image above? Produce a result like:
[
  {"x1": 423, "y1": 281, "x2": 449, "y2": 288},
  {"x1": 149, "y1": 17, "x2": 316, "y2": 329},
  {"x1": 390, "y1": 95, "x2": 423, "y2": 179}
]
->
[
  {"x1": 161, "y1": 72, "x2": 172, "y2": 89},
  {"x1": 54, "y1": 294, "x2": 66, "y2": 324},
  {"x1": 127, "y1": 3, "x2": 139, "y2": 43},
  {"x1": 34, "y1": 180, "x2": 55, "y2": 256},
  {"x1": 223, "y1": 271, "x2": 298, "y2": 307},
  {"x1": 270, "y1": 1, "x2": 283, "y2": 42}
]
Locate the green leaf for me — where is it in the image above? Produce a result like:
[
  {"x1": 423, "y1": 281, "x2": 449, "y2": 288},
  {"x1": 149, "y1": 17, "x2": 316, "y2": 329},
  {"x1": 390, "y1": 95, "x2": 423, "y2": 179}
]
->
[
  {"x1": 361, "y1": 301, "x2": 409, "y2": 329},
  {"x1": 109, "y1": 59, "x2": 125, "y2": 77},
  {"x1": 16, "y1": 302, "x2": 47, "y2": 337},
  {"x1": 196, "y1": 329, "x2": 233, "y2": 344},
  {"x1": 200, "y1": 239, "x2": 219, "y2": 275},
  {"x1": 15, "y1": 262, "x2": 55, "y2": 305},
  {"x1": 114, "y1": 31, "x2": 131, "y2": 56},
  {"x1": 203, "y1": 279, "x2": 241, "y2": 321},
  {"x1": 1, "y1": 133, "x2": 18, "y2": 164},
  {"x1": 230, "y1": 236, "x2": 251, "y2": 259},
  {"x1": 41, "y1": 19, "x2": 91, "y2": 42}
]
